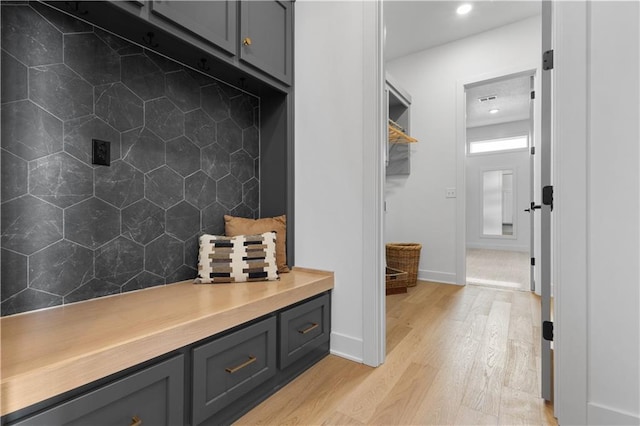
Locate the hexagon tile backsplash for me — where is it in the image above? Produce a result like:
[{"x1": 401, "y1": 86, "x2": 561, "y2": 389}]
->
[{"x1": 0, "y1": 2, "x2": 260, "y2": 315}]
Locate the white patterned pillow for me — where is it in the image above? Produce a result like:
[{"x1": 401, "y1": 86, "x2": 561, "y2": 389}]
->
[{"x1": 194, "y1": 232, "x2": 278, "y2": 283}]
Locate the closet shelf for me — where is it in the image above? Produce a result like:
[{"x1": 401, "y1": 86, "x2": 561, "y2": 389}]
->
[{"x1": 388, "y1": 124, "x2": 418, "y2": 144}]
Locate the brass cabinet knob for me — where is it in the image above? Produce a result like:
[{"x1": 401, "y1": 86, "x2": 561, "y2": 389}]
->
[
  {"x1": 243, "y1": 37, "x2": 252, "y2": 46},
  {"x1": 131, "y1": 415, "x2": 142, "y2": 426}
]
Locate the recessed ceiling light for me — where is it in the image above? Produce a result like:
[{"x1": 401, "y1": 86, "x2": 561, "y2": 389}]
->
[
  {"x1": 457, "y1": 4, "x2": 473, "y2": 15},
  {"x1": 489, "y1": 108, "x2": 500, "y2": 114}
]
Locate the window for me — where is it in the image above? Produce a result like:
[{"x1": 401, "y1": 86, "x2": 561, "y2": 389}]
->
[{"x1": 468, "y1": 135, "x2": 528, "y2": 154}]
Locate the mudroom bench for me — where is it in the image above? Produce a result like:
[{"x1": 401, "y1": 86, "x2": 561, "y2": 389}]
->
[{"x1": 1, "y1": 268, "x2": 333, "y2": 425}]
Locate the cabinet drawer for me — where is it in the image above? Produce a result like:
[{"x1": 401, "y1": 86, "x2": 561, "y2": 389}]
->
[
  {"x1": 11, "y1": 355, "x2": 184, "y2": 426},
  {"x1": 192, "y1": 316, "x2": 276, "y2": 425},
  {"x1": 279, "y1": 293, "x2": 330, "y2": 369}
]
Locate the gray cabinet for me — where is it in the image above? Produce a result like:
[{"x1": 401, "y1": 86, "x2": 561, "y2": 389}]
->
[
  {"x1": 192, "y1": 317, "x2": 277, "y2": 425},
  {"x1": 10, "y1": 356, "x2": 184, "y2": 426}
]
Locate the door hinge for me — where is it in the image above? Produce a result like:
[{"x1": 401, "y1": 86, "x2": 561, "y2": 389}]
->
[
  {"x1": 531, "y1": 257, "x2": 536, "y2": 266},
  {"x1": 531, "y1": 90, "x2": 535, "y2": 99},
  {"x1": 542, "y1": 185, "x2": 554, "y2": 211},
  {"x1": 543, "y1": 50, "x2": 554, "y2": 70},
  {"x1": 531, "y1": 147, "x2": 536, "y2": 155},
  {"x1": 543, "y1": 321, "x2": 554, "y2": 341}
]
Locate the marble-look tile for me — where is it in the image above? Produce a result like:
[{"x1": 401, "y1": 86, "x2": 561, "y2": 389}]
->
[
  {"x1": 184, "y1": 234, "x2": 199, "y2": 269},
  {"x1": 64, "y1": 197, "x2": 120, "y2": 249},
  {"x1": 121, "y1": 54, "x2": 165, "y2": 101},
  {"x1": 166, "y1": 136, "x2": 200, "y2": 177},
  {"x1": 1, "y1": 195, "x2": 63, "y2": 255},
  {"x1": 94, "y1": 28, "x2": 142, "y2": 56},
  {"x1": 145, "y1": 97, "x2": 184, "y2": 141},
  {"x1": 145, "y1": 234, "x2": 183, "y2": 278},
  {"x1": 201, "y1": 143, "x2": 229, "y2": 180},
  {"x1": 1, "y1": 150, "x2": 28, "y2": 201},
  {"x1": 219, "y1": 82, "x2": 242, "y2": 99},
  {"x1": 1, "y1": 288, "x2": 61, "y2": 316},
  {"x1": 201, "y1": 202, "x2": 226, "y2": 235},
  {"x1": 185, "y1": 171, "x2": 217, "y2": 209},
  {"x1": 230, "y1": 203, "x2": 254, "y2": 220},
  {"x1": 64, "y1": 33, "x2": 120, "y2": 85},
  {"x1": 185, "y1": 68, "x2": 215, "y2": 87},
  {"x1": 185, "y1": 108, "x2": 216, "y2": 147},
  {"x1": 165, "y1": 70, "x2": 200, "y2": 112},
  {"x1": 95, "y1": 82, "x2": 144, "y2": 131},
  {"x1": 145, "y1": 166, "x2": 183, "y2": 209},
  {"x1": 243, "y1": 178, "x2": 260, "y2": 211},
  {"x1": 1, "y1": 49, "x2": 27, "y2": 103},
  {"x1": 121, "y1": 127, "x2": 165, "y2": 173},
  {"x1": 201, "y1": 84, "x2": 230, "y2": 122},
  {"x1": 122, "y1": 270, "x2": 164, "y2": 292},
  {"x1": 230, "y1": 95, "x2": 255, "y2": 129},
  {"x1": 1, "y1": 249, "x2": 27, "y2": 301},
  {"x1": 95, "y1": 160, "x2": 144, "y2": 208},
  {"x1": 29, "y1": 63, "x2": 93, "y2": 120},
  {"x1": 64, "y1": 278, "x2": 120, "y2": 304},
  {"x1": 243, "y1": 126, "x2": 260, "y2": 159},
  {"x1": 28, "y1": 152, "x2": 93, "y2": 208},
  {"x1": 64, "y1": 115, "x2": 120, "y2": 165},
  {"x1": 217, "y1": 175, "x2": 242, "y2": 210},
  {"x1": 29, "y1": 240, "x2": 93, "y2": 296},
  {"x1": 230, "y1": 150, "x2": 254, "y2": 183},
  {"x1": 1, "y1": 5, "x2": 62, "y2": 66},
  {"x1": 94, "y1": 236, "x2": 144, "y2": 285},
  {"x1": 217, "y1": 118, "x2": 243, "y2": 153},
  {"x1": 30, "y1": 2, "x2": 93, "y2": 34},
  {"x1": 121, "y1": 199, "x2": 165, "y2": 245},
  {"x1": 1, "y1": 100, "x2": 62, "y2": 161},
  {"x1": 166, "y1": 201, "x2": 200, "y2": 241},
  {"x1": 145, "y1": 50, "x2": 181, "y2": 72},
  {"x1": 166, "y1": 265, "x2": 196, "y2": 283}
]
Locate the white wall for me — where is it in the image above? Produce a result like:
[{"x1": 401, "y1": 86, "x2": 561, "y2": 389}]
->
[{"x1": 385, "y1": 16, "x2": 541, "y2": 284}]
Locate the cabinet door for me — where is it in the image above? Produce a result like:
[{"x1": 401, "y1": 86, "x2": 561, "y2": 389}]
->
[
  {"x1": 192, "y1": 316, "x2": 277, "y2": 425},
  {"x1": 11, "y1": 355, "x2": 184, "y2": 426},
  {"x1": 151, "y1": 0, "x2": 237, "y2": 55},
  {"x1": 239, "y1": 1, "x2": 292, "y2": 85}
]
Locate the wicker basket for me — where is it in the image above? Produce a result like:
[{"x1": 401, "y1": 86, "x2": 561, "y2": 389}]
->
[
  {"x1": 385, "y1": 267, "x2": 408, "y2": 295},
  {"x1": 386, "y1": 243, "x2": 422, "y2": 287}
]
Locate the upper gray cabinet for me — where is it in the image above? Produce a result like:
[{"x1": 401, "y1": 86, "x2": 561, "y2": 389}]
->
[
  {"x1": 239, "y1": 1, "x2": 292, "y2": 85},
  {"x1": 150, "y1": 0, "x2": 237, "y2": 55}
]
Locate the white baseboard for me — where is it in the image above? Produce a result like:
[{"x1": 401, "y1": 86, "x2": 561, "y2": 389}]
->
[
  {"x1": 330, "y1": 332, "x2": 363, "y2": 363},
  {"x1": 418, "y1": 269, "x2": 459, "y2": 285},
  {"x1": 588, "y1": 402, "x2": 640, "y2": 425},
  {"x1": 466, "y1": 242, "x2": 529, "y2": 252}
]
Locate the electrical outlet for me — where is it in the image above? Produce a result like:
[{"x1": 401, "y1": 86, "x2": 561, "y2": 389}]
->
[
  {"x1": 92, "y1": 139, "x2": 110, "y2": 166},
  {"x1": 446, "y1": 188, "x2": 456, "y2": 198}
]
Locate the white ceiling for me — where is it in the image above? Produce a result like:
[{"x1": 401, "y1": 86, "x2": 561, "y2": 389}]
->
[
  {"x1": 465, "y1": 74, "x2": 531, "y2": 128},
  {"x1": 384, "y1": 1, "x2": 541, "y2": 62}
]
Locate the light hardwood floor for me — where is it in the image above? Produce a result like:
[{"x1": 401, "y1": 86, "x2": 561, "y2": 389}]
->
[{"x1": 237, "y1": 281, "x2": 557, "y2": 425}]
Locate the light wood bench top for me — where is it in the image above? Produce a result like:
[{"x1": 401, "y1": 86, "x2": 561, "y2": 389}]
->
[{"x1": 0, "y1": 267, "x2": 334, "y2": 416}]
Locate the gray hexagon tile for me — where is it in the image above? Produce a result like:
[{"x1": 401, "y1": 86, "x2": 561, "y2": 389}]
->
[
  {"x1": 145, "y1": 166, "x2": 183, "y2": 209},
  {"x1": 28, "y1": 152, "x2": 93, "y2": 208},
  {"x1": 201, "y1": 143, "x2": 229, "y2": 180},
  {"x1": 145, "y1": 97, "x2": 184, "y2": 141},
  {"x1": 1, "y1": 195, "x2": 63, "y2": 255},
  {"x1": 1, "y1": 100, "x2": 62, "y2": 161},
  {"x1": 166, "y1": 201, "x2": 200, "y2": 241},
  {"x1": 166, "y1": 265, "x2": 196, "y2": 283},
  {"x1": 30, "y1": 2, "x2": 93, "y2": 34},
  {"x1": 64, "y1": 33, "x2": 120, "y2": 86},
  {"x1": 230, "y1": 203, "x2": 254, "y2": 220},
  {"x1": 184, "y1": 234, "x2": 199, "y2": 269},
  {"x1": 185, "y1": 171, "x2": 217, "y2": 209},
  {"x1": 145, "y1": 50, "x2": 182, "y2": 73},
  {"x1": 230, "y1": 96, "x2": 255, "y2": 129},
  {"x1": 1, "y1": 288, "x2": 61, "y2": 316},
  {"x1": 185, "y1": 108, "x2": 216, "y2": 147},
  {"x1": 29, "y1": 240, "x2": 93, "y2": 296},
  {"x1": 29, "y1": 64, "x2": 93, "y2": 120},
  {"x1": 242, "y1": 126, "x2": 259, "y2": 159},
  {"x1": 122, "y1": 199, "x2": 165, "y2": 245},
  {"x1": 1, "y1": 249, "x2": 27, "y2": 302},
  {"x1": 201, "y1": 84, "x2": 229, "y2": 121},
  {"x1": 217, "y1": 175, "x2": 242, "y2": 210},
  {"x1": 121, "y1": 54, "x2": 165, "y2": 101},
  {"x1": 121, "y1": 127, "x2": 165, "y2": 173},
  {"x1": 1, "y1": 50, "x2": 27, "y2": 103},
  {"x1": 64, "y1": 115, "x2": 120, "y2": 165},
  {"x1": 230, "y1": 150, "x2": 254, "y2": 183},
  {"x1": 95, "y1": 160, "x2": 144, "y2": 208},
  {"x1": 243, "y1": 178, "x2": 260, "y2": 211},
  {"x1": 201, "y1": 202, "x2": 226, "y2": 235},
  {"x1": 166, "y1": 136, "x2": 200, "y2": 177},
  {"x1": 185, "y1": 68, "x2": 215, "y2": 87},
  {"x1": 217, "y1": 118, "x2": 243, "y2": 153},
  {"x1": 165, "y1": 70, "x2": 200, "y2": 112},
  {"x1": 64, "y1": 197, "x2": 120, "y2": 249},
  {"x1": 64, "y1": 278, "x2": 120, "y2": 304},
  {"x1": 122, "y1": 271, "x2": 164, "y2": 292},
  {"x1": 95, "y1": 82, "x2": 143, "y2": 132},
  {"x1": 1, "y1": 150, "x2": 28, "y2": 201},
  {"x1": 95, "y1": 236, "x2": 144, "y2": 285},
  {"x1": 1, "y1": 5, "x2": 62, "y2": 66},
  {"x1": 145, "y1": 234, "x2": 183, "y2": 277},
  {"x1": 94, "y1": 28, "x2": 142, "y2": 56},
  {"x1": 219, "y1": 83, "x2": 242, "y2": 99}
]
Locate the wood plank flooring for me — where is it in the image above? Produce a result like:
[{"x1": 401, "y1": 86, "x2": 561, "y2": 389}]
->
[{"x1": 237, "y1": 281, "x2": 557, "y2": 425}]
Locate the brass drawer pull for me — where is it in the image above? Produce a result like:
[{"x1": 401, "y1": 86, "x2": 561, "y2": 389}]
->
[
  {"x1": 243, "y1": 37, "x2": 252, "y2": 46},
  {"x1": 298, "y1": 322, "x2": 319, "y2": 334},
  {"x1": 131, "y1": 415, "x2": 143, "y2": 426},
  {"x1": 225, "y1": 355, "x2": 257, "y2": 373}
]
